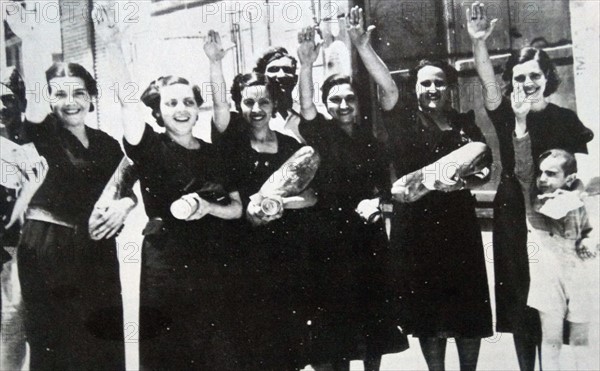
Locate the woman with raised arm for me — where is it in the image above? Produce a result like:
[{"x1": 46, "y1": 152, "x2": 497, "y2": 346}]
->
[
  {"x1": 468, "y1": 2, "x2": 594, "y2": 370},
  {"x1": 96, "y1": 16, "x2": 244, "y2": 370},
  {"x1": 4, "y1": 4, "x2": 137, "y2": 370},
  {"x1": 207, "y1": 29, "x2": 319, "y2": 370},
  {"x1": 297, "y1": 7, "x2": 408, "y2": 371}
]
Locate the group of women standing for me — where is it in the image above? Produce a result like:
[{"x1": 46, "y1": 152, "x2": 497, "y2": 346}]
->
[{"x1": 4, "y1": 1, "x2": 594, "y2": 370}]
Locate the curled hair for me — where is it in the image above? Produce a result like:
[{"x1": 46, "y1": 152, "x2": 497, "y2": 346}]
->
[
  {"x1": 320, "y1": 74, "x2": 359, "y2": 105},
  {"x1": 539, "y1": 149, "x2": 577, "y2": 176},
  {"x1": 45, "y1": 62, "x2": 98, "y2": 97},
  {"x1": 409, "y1": 59, "x2": 459, "y2": 88},
  {"x1": 140, "y1": 76, "x2": 204, "y2": 127},
  {"x1": 502, "y1": 47, "x2": 560, "y2": 97},
  {"x1": 253, "y1": 47, "x2": 298, "y2": 75},
  {"x1": 230, "y1": 72, "x2": 280, "y2": 118}
]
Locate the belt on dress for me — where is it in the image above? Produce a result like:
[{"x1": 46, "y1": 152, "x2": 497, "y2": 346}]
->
[{"x1": 25, "y1": 208, "x2": 77, "y2": 229}]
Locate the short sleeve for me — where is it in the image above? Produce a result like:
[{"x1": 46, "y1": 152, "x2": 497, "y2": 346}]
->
[
  {"x1": 298, "y1": 113, "x2": 330, "y2": 153},
  {"x1": 123, "y1": 123, "x2": 161, "y2": 165},
  {"x1": 211, "y1": 111, "x2": 246, "y2": 146}
]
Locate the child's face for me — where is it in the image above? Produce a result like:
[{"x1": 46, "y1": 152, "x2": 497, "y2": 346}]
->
[{"x1": 537, "y1": 156, "x2": 570, "y2": 194}]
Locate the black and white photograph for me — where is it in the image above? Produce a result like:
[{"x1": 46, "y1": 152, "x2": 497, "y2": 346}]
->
[{"x1": 1, "y1": 0, "x2": 598, "y2": 370}]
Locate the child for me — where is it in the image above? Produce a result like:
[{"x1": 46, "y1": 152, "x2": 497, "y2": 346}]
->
[{"x1": 514, "y1": 136, "x2": 598, "y2": 370}]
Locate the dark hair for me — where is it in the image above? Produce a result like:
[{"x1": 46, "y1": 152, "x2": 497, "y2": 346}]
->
[
  {"x1": 409, "y1": 59, "x2": 459, "y2": 88},
  {"x1": 230, "y1": 72, "x2": 280, "y2": 117},
  {"x1": 140, "y1": 76, "x2": 204, "y2": 127},
  {"x1": 0, "y1": 66, "x2": 26, "y2": 107},
  {"x1": 539, "y1": 149, "x2": 577, "y2": 176},
  {"x1": 45, "y1": 62, "x2": 98, "y2": 97},
  {"x1": 253, "y1": 47, "x2": 297, "y2": 75},
  {"x1": 502, "y1": 47, "x2": 560, "y2": 97},
  {"x1": 530, "y1": 37, "x2": 549, "y2": 48},
  {"x1": 320, "y1": 74, "x2": 359, "y2": 105}
]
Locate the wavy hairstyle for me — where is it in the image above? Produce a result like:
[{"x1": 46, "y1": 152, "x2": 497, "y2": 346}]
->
[
  {"x1": 230, "y1": 72, "x2": 281, "y2": 118},
  {"x1": 320, "y1": 73, "x2": 360, "y2": 105},
  {"x1": 253, "y1": 46, "x2": 298, "y2": 75},
  {"x1": 140, "y1": 76, "x2": 204, "y2": 127},
  {"x1": 45, "y1": 62, "x2": 98, "y2": 112},
  {"x1": 502, "y1": 47, "x2": 560, "y2": 98}
]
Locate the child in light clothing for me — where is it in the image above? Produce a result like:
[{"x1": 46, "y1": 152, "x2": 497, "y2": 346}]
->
[{"x1": 513, "y1": 137, "x2": 598, "y2": 370}]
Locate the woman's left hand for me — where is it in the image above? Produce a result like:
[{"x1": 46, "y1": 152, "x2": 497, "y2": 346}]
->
[
  {"x1": 89, "y1": 197, "x2": 135, "y2": 240},
  {"x1": 91, "y1": 0, "x2": 125, "y2": 45},
  {"x1": 204, "y1": 30, "x2": 230, "y2": 62},
  {"x1": 346, "y1": 6, "x2": 375, "y2": 47},
  {"x1": 182, "y1": 193, "x2": 212, "y2": 221}
]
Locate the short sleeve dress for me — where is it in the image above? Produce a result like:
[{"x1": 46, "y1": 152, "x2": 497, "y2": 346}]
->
[
  {"x1": 17, "y1": 114, "x2": 125, "y2": 370},
  {"x1": 487, "y1": 98, "x2": 594, "y2": 339},
  {"x1": 124, "y1": 124, "x2": 240, "y2": 370},
  {"x1": 299, "y1": 113, "x2": 408, "y2": 364},
  {"x1": 212, "y1": 113, "x2": 313, "y2": 370},
  {"x1": 386, "y1": 107, "x2": 494, "y2": 339}
]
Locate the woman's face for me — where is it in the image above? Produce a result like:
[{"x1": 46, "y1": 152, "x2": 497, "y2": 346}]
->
[
  {"x1": 326, "y1": 83, "x2": 357, "y2": 125},
  {"x1": 159, "y1": 83, "x2": 199, "y2": 137},
  {"x1": 415, "y1": 65, "x2": 450, "y2": 112},
  {"x1": 512, "y1": 59, "x2": 547, "y2": 106},
  {"x1": 49, "y1": 76, "x2": 91, "y2": 127},
  {"x1": 240, "y1": 85, "x2": 274, "y2": 129}
]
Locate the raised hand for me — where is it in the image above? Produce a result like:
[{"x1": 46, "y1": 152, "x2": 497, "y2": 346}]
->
[
  {"x1": 511, "y1": 84, "x2": 532, "y2": 120},
  {"x1": 4, "y1": 0, "x2": 46, "y2": 41},
  {"x1": 203, "y1": 30, "x2": 229, "y2": 62},
  {"x1": 346, "y1": 6, "x2": 375, "y2": 47},
  {"x1": 466, "y1": 1, "x2": 498, "y2": 41},
  {"x1": 297, "y1": 26, "x2": 321, "y2": 66},
  {"x1": 91, "y1": 0, "x2": 123, "y2": 45}
]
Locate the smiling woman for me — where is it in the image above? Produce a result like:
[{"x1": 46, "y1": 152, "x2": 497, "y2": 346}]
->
[
  {"x1": 14, "y1": 61, "x2": 131, "y2": 371},
  {"x1": 469, "y1": 5, "x2": 594, "y2": 369}
]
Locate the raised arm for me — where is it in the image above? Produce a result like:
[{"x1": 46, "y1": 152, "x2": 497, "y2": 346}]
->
[
  {"x1": 467, "y1": 1, "x2": 500, "y2": 111},
  {"x1": 93, "y1": 2, "x2": 146, "y2": 145},
  {"x1": 296, "y1": 26, "x2": 321, "y2": 121},
  {"x1": 204, "y1": 30, "x2": 231, "y2": 133},
  {"x1": 346, "y1": 6, "x2": 398, "y2": 111},
  {"x1": 5, "y1": 1, "x2": 53, "y2": 123}
]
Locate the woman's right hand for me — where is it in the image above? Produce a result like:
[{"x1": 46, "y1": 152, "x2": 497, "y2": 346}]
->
[
  {"x1": 466, "y1": 2, "x2": 498, "y2": 41},
  {"x1": 297, "y1": 26, "x2": 321, "y2": 66},
  {"x1": 391, "y1": 170, "x2": 430, "y2": 203}
]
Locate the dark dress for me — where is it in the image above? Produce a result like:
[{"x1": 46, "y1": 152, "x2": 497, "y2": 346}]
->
[
  {"x1": 17, "y1": 115, "x2": 125, "y2": 370},
  {"x1": 124, "y1": 124, "x2": 241, "y2": 370},
  {"x1": 386, "y1": 107, "x2": 493, "y2": 338},
  {"x1": 299, "y1": 113, "x2": 408, "y2": 364},
  {"x1": 487, "y1": 99, "x2": 593, "y2": 339},
  {"x1": 212, "y1": 113, "x2": 312, "y2": 370}
]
